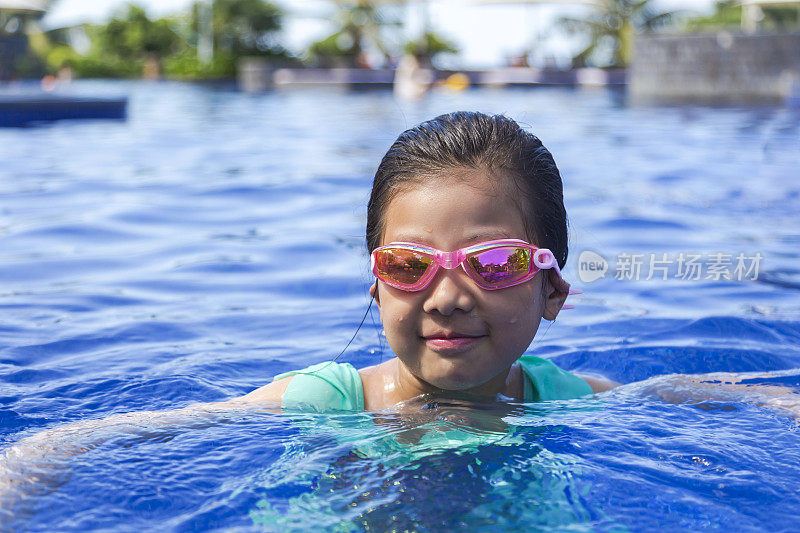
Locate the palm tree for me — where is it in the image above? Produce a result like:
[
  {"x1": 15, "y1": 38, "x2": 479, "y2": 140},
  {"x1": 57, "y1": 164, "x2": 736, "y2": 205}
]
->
[
  {"x1": 403, "y1": 30, "x2": 458, "y2": 68},
  {"x1": 307, "y1": 1, "x2": 401, "y2": 68},
  {"x1": 560, "y1": 0, "x2": 679, "y2": 68}
]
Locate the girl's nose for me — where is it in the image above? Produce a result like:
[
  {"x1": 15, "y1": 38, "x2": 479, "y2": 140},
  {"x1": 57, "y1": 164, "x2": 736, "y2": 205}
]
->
[{"x1": 421, "y1": 269, "x2": 477, "y2": 316}]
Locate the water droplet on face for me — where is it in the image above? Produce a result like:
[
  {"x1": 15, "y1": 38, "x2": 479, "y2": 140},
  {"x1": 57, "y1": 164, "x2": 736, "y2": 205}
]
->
[{"x1": 509, "y1": 316, "x2": 519, "y2": 324}]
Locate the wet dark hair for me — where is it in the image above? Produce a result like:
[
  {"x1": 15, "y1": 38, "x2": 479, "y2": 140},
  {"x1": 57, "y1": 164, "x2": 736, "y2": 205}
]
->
[{"x1": 366, "y1": 111, "x2": 568, "y2": 270}]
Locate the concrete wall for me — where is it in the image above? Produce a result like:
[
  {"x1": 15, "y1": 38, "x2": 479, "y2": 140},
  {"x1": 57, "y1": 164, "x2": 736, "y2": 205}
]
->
[{"x1": 630, "y1": 32, "x2": 800, "y2": 104}]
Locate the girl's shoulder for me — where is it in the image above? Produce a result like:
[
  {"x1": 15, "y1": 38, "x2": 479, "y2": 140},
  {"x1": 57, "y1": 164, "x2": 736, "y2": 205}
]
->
[
  {"x1": 274, "y1": 361, "x2": 365, "y2": 412},
  {"x1": 518, "y1": 354, "x2": 594, "y2": 401}
]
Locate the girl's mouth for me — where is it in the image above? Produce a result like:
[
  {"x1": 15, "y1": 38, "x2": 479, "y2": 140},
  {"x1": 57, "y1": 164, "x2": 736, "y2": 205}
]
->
[{"x1": 424, "y1": 335, "x2": 486, "y2": 353}]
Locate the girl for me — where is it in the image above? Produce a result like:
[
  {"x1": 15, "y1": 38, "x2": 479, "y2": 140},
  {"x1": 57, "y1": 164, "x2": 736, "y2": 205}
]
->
[{"x1": 239, "y1": 110, "x2": 618, "y2": 412}]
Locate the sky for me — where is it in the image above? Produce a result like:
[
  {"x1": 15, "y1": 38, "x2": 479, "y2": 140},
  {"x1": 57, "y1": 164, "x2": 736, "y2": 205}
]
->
[{"x1": 41, "y1": 0, "x2": 718, "y2": 68}]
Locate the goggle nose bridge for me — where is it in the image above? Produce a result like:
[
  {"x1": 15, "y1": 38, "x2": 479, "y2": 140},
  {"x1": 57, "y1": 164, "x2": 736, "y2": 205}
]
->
[{"x1": 433, "y1": 249, "x2": 466, "y2": 270}]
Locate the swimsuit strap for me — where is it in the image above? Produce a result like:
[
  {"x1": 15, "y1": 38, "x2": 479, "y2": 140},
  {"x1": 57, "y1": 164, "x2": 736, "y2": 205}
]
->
[
  {"x1": 275, "y1": 361, "x2": 365, "y2": 412},
  {"x1": 518, "y1": 354, "x2": 594, "y2": 401}
]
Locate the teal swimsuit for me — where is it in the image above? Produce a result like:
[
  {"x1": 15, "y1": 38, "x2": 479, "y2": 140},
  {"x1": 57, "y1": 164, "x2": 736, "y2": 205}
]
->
[
  {"x1": 272, "y1": 355, "x2": 594, "y2": 463},
  {"x1": 274, "y1": 354, "x2": 593, "y2": 412}
]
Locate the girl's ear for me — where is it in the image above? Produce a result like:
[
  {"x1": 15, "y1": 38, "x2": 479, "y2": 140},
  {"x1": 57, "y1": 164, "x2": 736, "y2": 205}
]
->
[
  {"x1": 369, "y1": 281, "x2": 381, "y2": 307},
  {"x1": 542, "y1": 269, "x2": 569, "y2": 321}
]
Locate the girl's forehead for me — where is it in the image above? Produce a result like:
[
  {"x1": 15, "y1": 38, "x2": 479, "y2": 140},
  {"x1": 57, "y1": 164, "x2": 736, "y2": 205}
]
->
[
  {"x1": 392, "y1": 168, "x2": 510, "y2": 204},
  {"x1": 421, "y1": 167, "x2": 507, "y2": 190},
  {"x1": 381, "y1": 173, "x2": 528, "y2": 245}
]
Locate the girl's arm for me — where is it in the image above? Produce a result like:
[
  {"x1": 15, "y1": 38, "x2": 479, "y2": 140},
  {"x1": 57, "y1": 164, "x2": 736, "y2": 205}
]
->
[
  {"x1": 622, "y1": 369, "x2": 800, "y2": 419},
  {"x1": 574, "y1": 373, "x2": 620, "y2": 393},
  {"x1": 235, "y1": 374, "x2": 293, "y2": 403},
  {"x1": 573, "y1": 368, "x2": 800, "y2": 416},
  {"x1": 0, "y1": 377, "x2": 293, "y2": 501},
  {"x1": 3, "y1": 376, "x2": 294, "y2": 458}
]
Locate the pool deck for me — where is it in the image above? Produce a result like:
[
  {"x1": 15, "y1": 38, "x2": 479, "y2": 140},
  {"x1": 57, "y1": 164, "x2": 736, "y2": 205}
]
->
[{"x1": 252, "y1": 67, "x2": 627, "y2": 91}]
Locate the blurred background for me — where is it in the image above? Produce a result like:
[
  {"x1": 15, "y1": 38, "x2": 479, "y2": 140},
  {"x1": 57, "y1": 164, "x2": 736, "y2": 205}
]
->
[{"x1": 0, "y1": 0, "x2": 797, "y2": 88}]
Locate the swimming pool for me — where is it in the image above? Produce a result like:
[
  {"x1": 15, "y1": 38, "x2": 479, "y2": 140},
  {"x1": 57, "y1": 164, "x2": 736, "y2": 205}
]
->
[{"x1": 1, "y1": 81, "x2": 799, "y2": 531}]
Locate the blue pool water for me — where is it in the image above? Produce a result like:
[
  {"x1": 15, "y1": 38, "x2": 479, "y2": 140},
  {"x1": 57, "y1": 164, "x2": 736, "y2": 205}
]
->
[{"x1": 1, "y1": 81, "x2": 799, "y2": 531}]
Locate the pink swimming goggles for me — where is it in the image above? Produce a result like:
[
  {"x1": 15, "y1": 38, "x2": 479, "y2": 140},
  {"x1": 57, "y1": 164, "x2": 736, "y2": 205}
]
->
[{"x1": 371, "y1": 239, "x2": 579, "y2": 306}]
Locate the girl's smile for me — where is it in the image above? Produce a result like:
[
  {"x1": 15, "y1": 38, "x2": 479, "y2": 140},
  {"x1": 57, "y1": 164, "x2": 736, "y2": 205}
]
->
[{"x1": 423, "y1": 333, "x2": 487, "y2": 354}]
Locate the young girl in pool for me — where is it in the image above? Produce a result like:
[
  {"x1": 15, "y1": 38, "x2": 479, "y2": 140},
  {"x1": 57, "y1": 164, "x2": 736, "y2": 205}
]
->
[
  {"x1": 239, "y1": 110, "x2": 617, "y2": 411},
  {"x1": 4, "y1": 111, "x2": 799, "y2": 497}
]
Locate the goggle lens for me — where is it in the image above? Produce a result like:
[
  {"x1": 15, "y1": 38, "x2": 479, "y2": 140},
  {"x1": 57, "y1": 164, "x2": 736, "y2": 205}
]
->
[
  {"x1": 466, "y1": 246, "x2": 532, "y2": 288},
  {"x1": 374, "y1": 248, "x2": 433, "y2": 288}
]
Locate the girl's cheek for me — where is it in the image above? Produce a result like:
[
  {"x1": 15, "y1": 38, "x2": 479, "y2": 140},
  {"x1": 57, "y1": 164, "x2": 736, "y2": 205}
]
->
[
  {"x1": 386, "y1": 306, "x2": 414, "y2": 327},
  {"x1": 518, "y1": 284, "x2": 539, "y2": 311},
  {"x1": 502, "y1": 287, "x2": 540, "y2": 325}
]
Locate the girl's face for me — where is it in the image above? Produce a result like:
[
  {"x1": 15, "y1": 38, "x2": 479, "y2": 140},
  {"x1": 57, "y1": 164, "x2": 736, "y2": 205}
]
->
[{"x1": 370, "y1": 167, "x2": 567, "y2": 392}]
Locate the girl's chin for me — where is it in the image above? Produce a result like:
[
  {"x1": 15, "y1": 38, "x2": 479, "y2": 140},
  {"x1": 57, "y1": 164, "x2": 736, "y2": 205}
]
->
[
  {"x1": 427, "y1": 378, "x2": 480, "y2": 392},
  {"x1": 419, "y1": 360, "x2": 517, "y2": 396},
  {"x1": 419, "y1": 366, "x2": 492, "y2": 392}
]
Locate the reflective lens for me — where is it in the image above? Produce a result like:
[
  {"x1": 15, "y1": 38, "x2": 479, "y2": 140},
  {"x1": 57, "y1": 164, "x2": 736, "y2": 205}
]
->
[
  {"x1": 466, "y1": 246, "x2": 531, "y2": 288},
  {"x1": 374, "y1": 248, "x2": 433, "y2": 287}
]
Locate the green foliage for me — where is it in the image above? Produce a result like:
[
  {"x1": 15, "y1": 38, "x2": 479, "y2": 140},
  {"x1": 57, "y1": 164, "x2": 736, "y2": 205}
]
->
[
  {"x1": 68, "y1": 54, "x2": 143, "y2": 78},
  {"x1": 306, "y1": 2, "x2": 401, "y2": 67},
  {"x1": 24, "y1": 0, "x2": 291, "y2": 80},
  {"x1": 97, "y1": 4, "x2": 183, "y2": 61},
  {"x1": 34, "y1": 29, "x2": 136, "y2": 78},
  {"x1": 45, "y1": 44, "x2": 79, "y2": 70},
  {"x1": 49, "y1": 5, "x2": 185, "y2": 78},
  {"x1": 762, "y1": 6, "x2": 800, "y2": 29},
  {"x1": 189, "y1": 0, "x2": 283, "y2": 56},
  {"x1": 403, "y1": 31, "x2": 459, "y2": 64},
  {"x1": 684, "y1": 1, "x2": 799, "y2": 32},
  {"x1": 560, "y1": 0, "x2": 679, "y2": 68},
  {"x1": 12, "y1": 52, "x2": 47, "y2": 79},
  {"x1": 162, "y1": 49, "x2": 237, "y2": 79},
  {"x1": 307, "y1": 32, "x2": 359, "y2": 67},
  {"x1": 684, "y1": 1, "x2": 741, "y2": 30}
]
